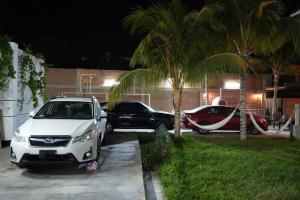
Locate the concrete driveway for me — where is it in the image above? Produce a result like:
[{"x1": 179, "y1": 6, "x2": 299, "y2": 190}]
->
[{"x1": 0, "y1": 133, "x2": 145, "y2": 200}]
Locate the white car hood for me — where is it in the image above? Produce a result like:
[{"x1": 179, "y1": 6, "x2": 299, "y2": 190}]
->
[{"x1": 18, "y1": 118, "x2": 95, "y2": 137}]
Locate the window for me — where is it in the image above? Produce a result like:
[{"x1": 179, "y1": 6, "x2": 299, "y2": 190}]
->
[
  {"x1": 126, "y1": 103, "x2": 146, "y2": 114},
  {"x1": 34, "y1": 101, "x2": 93, "y2": 119},
  {"x1": 113, "y1": 102, "x2": 149, "y2": 114},
  {"x1": 113, "y1": 103, "x2": 129, "y2": 114},
  {"x1": 219, "y1": 107, "x2": 230, "y2": 115},
  {"x1": 226, "y1": 107, "x2": 240, "y2": 116},
  {"x1": 209, "y1": 107, "x2": 220, "y2": 115},
  {"x1": 209, "y1": 107, "x2": 233, "y2": 116}
]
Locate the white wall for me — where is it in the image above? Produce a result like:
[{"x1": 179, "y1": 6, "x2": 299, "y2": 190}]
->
[{"x1": 0, "y1": 42, "x2": 44, "y2": 140}]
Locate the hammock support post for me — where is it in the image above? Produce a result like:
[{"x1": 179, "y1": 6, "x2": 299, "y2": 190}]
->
[{"x1": 293, "y1": 104, "x2": 300, "y2": 139}]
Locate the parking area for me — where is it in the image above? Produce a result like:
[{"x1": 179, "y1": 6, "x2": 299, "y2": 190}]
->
[{"x1": 0, "y1": 133, "x2": 145, "y2": 200}]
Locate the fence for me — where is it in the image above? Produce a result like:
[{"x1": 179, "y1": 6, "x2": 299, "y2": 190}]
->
[
  {"x1": 0, "y1": 110, "x2": 2, "y2": 148},
  {"x1": 0, "y1": 42, "x2": 44, "y2": 141},
  {"x1": 62, "y1": 92, "x2": 152, "y2": 106}
]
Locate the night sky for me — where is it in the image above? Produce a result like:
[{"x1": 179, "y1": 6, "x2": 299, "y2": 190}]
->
[{"x1": 0, "y1": 1, "x2": 299, "y2": 69}]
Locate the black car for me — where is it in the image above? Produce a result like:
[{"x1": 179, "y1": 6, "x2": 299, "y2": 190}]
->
[{"x1": 104, "y1": 101, "x2": 174, "y2": 133}]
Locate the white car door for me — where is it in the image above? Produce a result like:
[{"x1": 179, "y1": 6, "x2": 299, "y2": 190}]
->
[
  {"x1": 96, "y1": 103, "x2": 107, "y2": 141},
  {"x1": 100, "y1": 110, "x2": 107, "y2": 138}
]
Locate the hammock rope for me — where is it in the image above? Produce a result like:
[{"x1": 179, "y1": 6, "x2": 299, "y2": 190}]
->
[
  {"x1": 186, "y1": 105, "x2": 295, "y2": 134},
  {"x1": 249, "y1": 111, "x2": 294, "y2": 134},
  {"x1": 186, "y1": 104, "x2": 239, "y2": 131}
]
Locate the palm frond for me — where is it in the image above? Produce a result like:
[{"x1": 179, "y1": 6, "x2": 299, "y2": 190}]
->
[
  {"x1": 201, "y1": 53, "x2": 248, "y2": 72},
  {"x1": 251, "y1": 0, "x2": 284, "y2": 19},
  {"x1": 184, "y1": 5, "x2": 214, "y2": 25},
  {"x1": 108, "y1": 69, "x2": 165, "y2": 108},
  {"x1": 282, "y1": 18, "x2": 300, "y2": 54},
  {"x1": 184, "y1": 53, "x2": 248, "y2": 86},
  {"x1": 254, "y1": 28, "x2": 288, "y2": 54},
  {"x1": 183, "y1": 4, "x2": 226, "y2": 52},
  {"x1": 130, "y1": 31, "x2": 172, "y2": 68},
  {"x1": 283, "y1": 64, "x2": 300, "y2": 75},
  {"x1": 123, "y1": 3, "x2": 167, "y2": 35}
]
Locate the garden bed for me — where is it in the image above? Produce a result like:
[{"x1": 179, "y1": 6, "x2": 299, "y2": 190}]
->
[
  {"x1": 156, "y1": 135, "x2": 300, "y2": 200},
  {"x1": 139, "y1": 134, "x2": 300, "y2": 200}
]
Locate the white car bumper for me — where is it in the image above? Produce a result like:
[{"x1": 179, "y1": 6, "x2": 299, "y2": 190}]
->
[{"x1": 10, "y1": 138, "x2": 97, "y2": 165}]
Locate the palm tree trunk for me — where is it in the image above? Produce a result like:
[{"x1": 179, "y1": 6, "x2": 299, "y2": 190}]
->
[
  {"x1": 271, "y1": 73, "x2": 279, "y2": 127},
  {"x1": 173, "y1": 88, "x2": 183, "y2": 137},
  {"x1": 205, "y1": 74, "x2": 208, "y2": 105},
  {"x1": 240, "y1": 72, "x2": 247, "y2": 141}
]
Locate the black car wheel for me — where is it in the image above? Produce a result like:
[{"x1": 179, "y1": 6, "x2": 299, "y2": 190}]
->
[
  {"x1": 197, "y1": 121, "x2": 209, "y2": 134},
  {"x1": 106, "y1": 122, "x2": 113, "y2": 134},
  {"x1": 96, "y1": 136, "x2": 101, "y2": 163},
  {"x1": 248, "y1": 124, "x2": 260, "y2": 135},
  {"x1": 17, "y1": 163, "x2": 26, "y2": 168},
  {"x1": 155, "y1": 121, "x2": 168, "y2": 131}
]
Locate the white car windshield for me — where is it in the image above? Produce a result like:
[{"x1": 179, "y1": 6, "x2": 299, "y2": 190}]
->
[{"x1": 34, "y1": 101, "x2": 94, "y2": 119}]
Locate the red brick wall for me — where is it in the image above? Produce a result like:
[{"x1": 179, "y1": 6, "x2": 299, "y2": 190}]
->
[
  {"x1": 45, "y1": 68, "x2": 266, "y2": 113},
  {"x1": 284, "y1": 99, "x2": 300, "y2": 116},
  {"x1": 45, "y1": 68, "x2": 77, "y2": 86}
]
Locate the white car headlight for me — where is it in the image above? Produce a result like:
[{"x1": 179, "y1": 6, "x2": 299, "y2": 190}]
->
[
  {"x1": 73, "y1": 130, "x2": 96, "y2": 143},
  {"x1": 12, "y1": 129, "x2": 27, "y2": 143}
]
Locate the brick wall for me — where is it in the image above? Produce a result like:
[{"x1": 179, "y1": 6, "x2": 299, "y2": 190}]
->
[
  {"x1": 283, "y1": 99, "x2": 300, "y2": 117},
  {"x1": 45, "y1": 68, "x2": 266, "y2": 113}
]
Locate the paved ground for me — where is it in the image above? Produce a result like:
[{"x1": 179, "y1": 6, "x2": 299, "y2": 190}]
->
[
  {"x1": 189, "y1": 125, "x2": 292, "y2": 138},
  {"x1": 144, "y1": 172, "x2": 166, "y2": 200},
  {"x1": 0, "y1": 133, "x2": 146, "y2": 200}
]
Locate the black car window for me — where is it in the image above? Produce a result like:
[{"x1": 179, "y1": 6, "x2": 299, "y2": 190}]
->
[
  {"x1": 219, "y1": 107, "x2": 230, "y2": 116},
  {"x1": 127, "y1": 103, "x2": 146, "y2": 114},
  {"x1": 113, "y1": 102, "x2": 148, "y2": 114},
  {"x1": 209, "y1": 107, "x2": 233, "y2": 115},
  {"x1": 226, "y1": 108, "x2": 234, "y2": 115},
  {"x1": 209, "y1": 107, "x2": 220, "y2": 115},
  {"x1": 226, "y1": 107, "x2": 240, "y2": 116},
  {"x1": 113, "y1": 103, "x2": 129, "y2": 114},
  {"x1": 234, "y1": 109, "x2": 240, "y2": 116}
]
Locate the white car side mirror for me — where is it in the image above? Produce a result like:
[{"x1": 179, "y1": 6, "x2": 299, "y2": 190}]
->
[
  {"x1": 100, "y1": 110, "x2": 107, "y2": 118},
  {"x1": 29, "y1": 111, "x2": 35, "y2": 118}
]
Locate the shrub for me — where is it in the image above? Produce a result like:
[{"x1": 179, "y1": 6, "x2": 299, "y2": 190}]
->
[{"x1": 140, "y1": 129, "x2": 173, "y2": 171}]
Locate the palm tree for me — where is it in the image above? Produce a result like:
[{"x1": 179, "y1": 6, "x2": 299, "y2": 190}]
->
[
  {"x1": 263, "y1": 14, "x2": 300, "y2": 126},
  {"x1": 108, "y1": 0, "x2": 247, "y2": 137},
  {"x1": 208, "y1": 0, "x2": 290, "y2": 140},
  {"x1": 256, "y1": 42, "x2": 300, "y2": 126}
]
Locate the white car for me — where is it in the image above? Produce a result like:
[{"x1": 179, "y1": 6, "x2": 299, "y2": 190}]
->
[{"x1": 10, "y1": 97, "x2": 107, "y2": 168}]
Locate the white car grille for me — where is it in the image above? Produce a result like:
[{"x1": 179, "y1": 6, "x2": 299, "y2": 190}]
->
[{"x1": 29, "y1": 136, "x2": 71, "y2": 147}]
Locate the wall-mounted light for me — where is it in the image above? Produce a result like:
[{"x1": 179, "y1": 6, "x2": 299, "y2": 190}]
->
[
  {"x1": 253, "y1": 93, "x2": 263, "y2": 109},
  {"x1": 253, "y1": 94, "x2": 262, "y2": 100},
  {"x1": 224, "y1": 80, "x2": 240, "y2": 90},
  {"x1": 103, "y1": 79, "x2": 118, "y2": 87}
]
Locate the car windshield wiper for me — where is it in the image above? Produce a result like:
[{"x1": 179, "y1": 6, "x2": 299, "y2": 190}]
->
[
  {"x1": 33, "y1": 115, "x2": 48, "y2": 119},
  {"x1": 34, "y1": 115, "x2": 92, "y2": 120}
]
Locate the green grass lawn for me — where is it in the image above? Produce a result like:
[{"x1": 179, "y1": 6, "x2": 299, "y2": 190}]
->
[{"x1": 157, "y1": 135, "x2": 300, "y2": 200}]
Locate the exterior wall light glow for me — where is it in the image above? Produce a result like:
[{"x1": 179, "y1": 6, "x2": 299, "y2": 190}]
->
[
  {"x1": 253, "y1": 94, "x2": 262, "y2": 100},
  {"x1": 103, "y1": 79, "x2": 118, "y2": 87},
  {"x1": 162, "y1": 78, "x2": 172, "y2": 88},
  {"x1": 224, "y1": 80, "x2": 240, "y2": 90}
]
